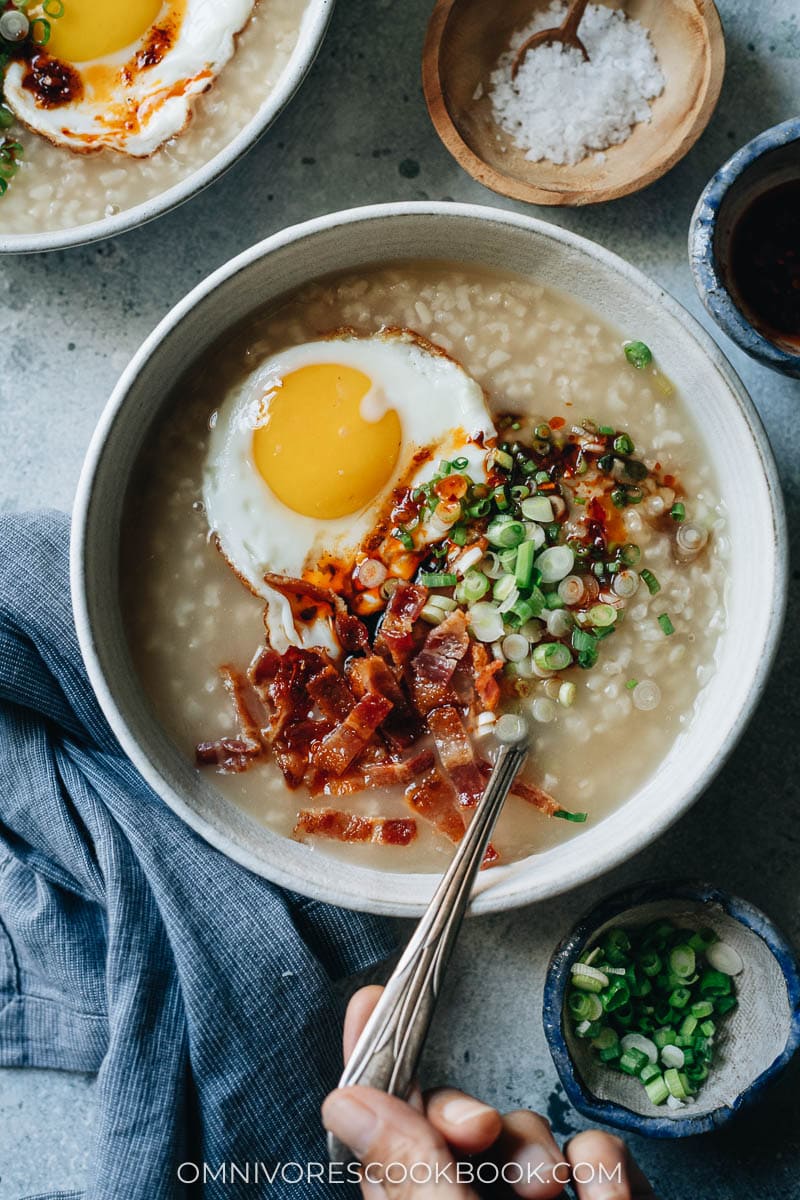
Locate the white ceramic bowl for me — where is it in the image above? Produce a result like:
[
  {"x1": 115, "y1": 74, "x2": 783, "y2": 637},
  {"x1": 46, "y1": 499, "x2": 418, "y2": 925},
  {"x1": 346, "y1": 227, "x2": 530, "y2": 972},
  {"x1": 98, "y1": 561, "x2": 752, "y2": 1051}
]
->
[
  {"x1": 0, "y1": 0, "x2": 334, "y2": 255},
  {"x1": 71, "y1": 203, "x2": 787, "y2": 917}
]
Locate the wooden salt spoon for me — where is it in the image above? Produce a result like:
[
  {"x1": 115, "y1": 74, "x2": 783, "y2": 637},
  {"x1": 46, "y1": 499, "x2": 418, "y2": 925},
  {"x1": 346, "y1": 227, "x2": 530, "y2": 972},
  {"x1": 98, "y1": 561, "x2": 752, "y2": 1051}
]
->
[{"x1": 511, "y1": 0, "x2": 591, "y2": 79}]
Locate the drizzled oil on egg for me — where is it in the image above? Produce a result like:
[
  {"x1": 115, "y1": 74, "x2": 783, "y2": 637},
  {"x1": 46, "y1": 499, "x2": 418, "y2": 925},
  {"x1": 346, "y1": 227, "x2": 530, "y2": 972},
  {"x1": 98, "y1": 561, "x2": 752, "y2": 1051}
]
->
[{"x1": 3, "y1": 0, "x2": 256, "y2": 156}]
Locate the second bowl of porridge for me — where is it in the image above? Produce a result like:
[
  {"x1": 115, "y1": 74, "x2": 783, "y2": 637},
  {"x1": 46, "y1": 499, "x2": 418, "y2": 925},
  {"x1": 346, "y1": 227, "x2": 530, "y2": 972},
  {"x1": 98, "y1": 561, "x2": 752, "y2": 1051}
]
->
[
  {"x1": 0, "y1": 0, "x2": 333, "y2": 252},
  {"x1": 72, "y1": 203, "x2": 786, "y2": 915}
]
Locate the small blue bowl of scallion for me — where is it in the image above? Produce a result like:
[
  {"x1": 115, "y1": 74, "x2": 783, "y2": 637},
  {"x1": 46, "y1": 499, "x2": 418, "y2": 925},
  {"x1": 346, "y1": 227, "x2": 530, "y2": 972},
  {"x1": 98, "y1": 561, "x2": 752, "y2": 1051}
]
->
[{"x1": 542, "y1": 881, "x2": 800, "y2": 1137}]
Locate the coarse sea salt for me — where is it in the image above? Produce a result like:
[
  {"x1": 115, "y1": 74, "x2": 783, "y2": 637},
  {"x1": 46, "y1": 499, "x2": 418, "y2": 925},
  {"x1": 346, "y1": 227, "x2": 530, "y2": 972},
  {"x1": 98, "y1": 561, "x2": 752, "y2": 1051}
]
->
[{"x1": 489, "y1": 1, "x2": 665, "y2": 166}]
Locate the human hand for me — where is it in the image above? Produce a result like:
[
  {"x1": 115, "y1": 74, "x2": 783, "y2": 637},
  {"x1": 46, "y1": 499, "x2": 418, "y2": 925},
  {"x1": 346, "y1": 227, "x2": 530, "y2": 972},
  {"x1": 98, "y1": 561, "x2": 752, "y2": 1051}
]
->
[{"x1": 322, "y1": 985, "x2": 658, "y2": 1198}]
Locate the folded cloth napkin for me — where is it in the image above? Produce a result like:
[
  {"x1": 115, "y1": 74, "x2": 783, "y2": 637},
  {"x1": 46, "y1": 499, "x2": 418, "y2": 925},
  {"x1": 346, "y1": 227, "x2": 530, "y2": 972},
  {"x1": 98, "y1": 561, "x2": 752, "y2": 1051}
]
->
[{"x1": 0, "y1": 511, "x2": 397, "y2": 1200}]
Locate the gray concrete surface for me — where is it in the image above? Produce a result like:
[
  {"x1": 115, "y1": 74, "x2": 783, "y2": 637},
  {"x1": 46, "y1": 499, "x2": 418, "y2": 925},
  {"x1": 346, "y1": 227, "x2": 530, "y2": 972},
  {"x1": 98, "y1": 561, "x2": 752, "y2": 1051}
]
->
[{"x1": 1, "y1": 0, "x2": 799, "y2": 1195}]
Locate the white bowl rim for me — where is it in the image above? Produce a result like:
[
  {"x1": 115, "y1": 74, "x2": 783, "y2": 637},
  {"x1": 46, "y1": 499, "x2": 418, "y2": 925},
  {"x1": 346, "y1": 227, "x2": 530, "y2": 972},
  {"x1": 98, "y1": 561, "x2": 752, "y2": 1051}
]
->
[
  {"x1": 0, "y1": 0, "x2": 335, "y2": 255},
  {"x1": 71, "y1": 201, "x2": 788, "y2": 916}
]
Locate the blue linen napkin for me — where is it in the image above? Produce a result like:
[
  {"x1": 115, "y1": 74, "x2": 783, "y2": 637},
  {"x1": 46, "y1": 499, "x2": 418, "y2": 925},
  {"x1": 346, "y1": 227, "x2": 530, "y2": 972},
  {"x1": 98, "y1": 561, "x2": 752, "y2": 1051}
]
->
[{"x1": 0, "y1": 511, "x2": 397, "y2": 1200}]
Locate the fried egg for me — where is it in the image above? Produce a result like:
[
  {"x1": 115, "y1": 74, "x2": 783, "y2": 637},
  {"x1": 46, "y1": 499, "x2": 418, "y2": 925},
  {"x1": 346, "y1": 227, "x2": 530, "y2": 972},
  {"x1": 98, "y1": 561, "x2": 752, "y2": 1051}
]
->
[
  {"x1": 203, "y1": 331, "x2": 496, "y2": 653},
  {"x1": 2, "y1": 0, "x2": 255, "y2": 157}
]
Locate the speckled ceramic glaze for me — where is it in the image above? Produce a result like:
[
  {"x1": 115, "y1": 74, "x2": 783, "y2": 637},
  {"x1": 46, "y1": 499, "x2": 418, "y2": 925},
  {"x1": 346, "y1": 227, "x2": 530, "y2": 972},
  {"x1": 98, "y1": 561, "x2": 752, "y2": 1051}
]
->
[
  {"x1": 0, "y1": 0, "x2": 335, "y2": 255},
  {"x1": 543, "y1": 880, "x2": 800, "y2": 1137},
  {"x1": 71, "y1": 203, "x2": 787, "y2": 917},
  {"x1": 689, "y1": 117, "x2": 800, "y2": 377}
]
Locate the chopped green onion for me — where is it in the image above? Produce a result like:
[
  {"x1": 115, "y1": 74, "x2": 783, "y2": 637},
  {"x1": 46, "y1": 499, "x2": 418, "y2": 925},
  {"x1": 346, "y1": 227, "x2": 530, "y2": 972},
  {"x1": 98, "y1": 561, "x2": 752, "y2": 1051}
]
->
[
  {"x1": 491, "y1": 448, "x2": 514, "y2": 471},
  {"x1": 451, "y1": 456, "x2": 469, "y2": 470},
  {"x1": 625, "y1": 678, "x2": 638, "y2": 690},
  {"x1": 624, "y1": 340, "x2": 653, "y2": 370},
  {"x1": 658, "y1": 613, "x2": 675, "y2": 636},
  {"x1": 392, "y1": 527, "x2": 414, "y2": 551},
  {"x1": 521, "y1": 495, "x2": 554, "y2": 523},
  {"x1": 487, "y1": 517, "x2": 526, "y2": 548},
  {"x1": 569, "y1": 992, "x2": 596, "y2": 1020},
  {"x1": 664, "y1": 1067, "x2": 686, "y2": 1099},
  {"x1": 468, "y1": 602, "x2": 505, "y2": 643},
  {"x1": 699, "y1": 969, "x2": 732, "y2": 997},
  {"x1": 669, "y1": 945, "x2": 696, "y2": 979},
  {"x1": 535, "y1": 544, "x2": 575, "y2": 584},
  {"x1": 455, "y1": 571, "x2": 490, "y2": 604},
  {"x1": 598, "y1": 424, "x2": 615, "y2": 437},
  {"x1": 466, "y1": 498, "x2": 491, "y2": 518},
  {"x1": 532, "y1": 641, "x2": 572, "y2": 671},
  {"x1": 640, "y1": 569, "x2": 661, "y2": 595},
  {"x1": 705, "y1": 941, "x2": 744, "y2": 976},
  {"x1": 570, "y1": 963, "x2": 610, "y2": 992},
  {"x1": 554, "y1": 808, "x2": 587, "y2": 822},
  {"x1": 420, "y1": 604, "x2": 445, "y2": 626},
  {"x1": 514, "y1": 539, "x2": 536, "y2": 590},
  {"x1": 623, "y1": 460, "x2": 648, "y2": 483},
  {"x1": 418, "y1": 572, "x2": 457, "y2": 588},
  {"x1": 613, "y1": 433, "x2": 635, "y2": 455},
  {"x1": 670, "y1": 502, "x2": 686, "y2": 522},
  {"x1": 620, "y1": 543, "x2": 641, "y2": 566},
  {"x1": 586, "y1": 603, "x2": 616, "y2": 628},
  {"x1": 620, "y1": 1047, "x2": 648, "y2": 1075},
  {"x1": 592, "y1": 1027, "x2": 618, "y2": 1051},
  {"x1": 493, "y1": 573, "x2": 518, "y2": 603},
  {"x1": 645, "y1": 1075, "x2": 669, "y2": 1105}
]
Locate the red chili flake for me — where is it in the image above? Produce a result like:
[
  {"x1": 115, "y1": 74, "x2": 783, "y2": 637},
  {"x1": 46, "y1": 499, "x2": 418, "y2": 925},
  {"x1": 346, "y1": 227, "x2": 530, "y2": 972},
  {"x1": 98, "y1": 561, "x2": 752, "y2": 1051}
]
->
[
  {"x1": 549, "y1": 416, "x2": 566, "y2": 430},
  {"x1": 663, "y1": 474, "x2": 675, "y2": 487}
]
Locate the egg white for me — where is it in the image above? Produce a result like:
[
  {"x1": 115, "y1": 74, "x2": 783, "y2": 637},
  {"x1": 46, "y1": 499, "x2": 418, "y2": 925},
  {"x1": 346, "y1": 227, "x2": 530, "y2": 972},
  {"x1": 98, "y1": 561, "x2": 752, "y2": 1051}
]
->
[
  {"x1": 3, "y1": 0, "x2": 255, "y2": 157},
  {"x1": 203, "y1": 331, "x2": 496, "y2": 651}
]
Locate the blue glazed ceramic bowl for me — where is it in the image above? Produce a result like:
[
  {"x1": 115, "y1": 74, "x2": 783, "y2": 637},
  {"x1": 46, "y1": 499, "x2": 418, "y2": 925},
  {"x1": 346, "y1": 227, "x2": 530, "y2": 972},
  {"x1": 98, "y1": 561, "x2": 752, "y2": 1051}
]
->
[
  {"x1": 689, "y1": 118, "x2": 800, "y2": 377},
  {"x1": 543, "y1": 881, "x2": 800, "y2": 1138}
]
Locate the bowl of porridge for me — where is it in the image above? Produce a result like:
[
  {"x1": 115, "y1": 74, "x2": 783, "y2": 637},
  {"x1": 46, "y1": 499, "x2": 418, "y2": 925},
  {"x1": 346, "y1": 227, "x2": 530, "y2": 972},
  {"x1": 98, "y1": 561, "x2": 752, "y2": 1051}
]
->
[
  {"x1": 0, "y1": 0, "x2": 333, "y2": 253},
  {"x1": 71, "y1": 203, "x2": 786, "y2": 916}
]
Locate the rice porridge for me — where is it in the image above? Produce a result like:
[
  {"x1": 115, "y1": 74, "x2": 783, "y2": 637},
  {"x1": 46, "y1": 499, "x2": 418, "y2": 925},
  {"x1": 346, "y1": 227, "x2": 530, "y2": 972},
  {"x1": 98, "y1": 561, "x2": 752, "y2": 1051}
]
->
[
  {"x1": 1, "y1": 0, "x2": 309, "y2": 235},
  {"x1": 120, "y1": 261, "x2": 728, "y2": 873}
]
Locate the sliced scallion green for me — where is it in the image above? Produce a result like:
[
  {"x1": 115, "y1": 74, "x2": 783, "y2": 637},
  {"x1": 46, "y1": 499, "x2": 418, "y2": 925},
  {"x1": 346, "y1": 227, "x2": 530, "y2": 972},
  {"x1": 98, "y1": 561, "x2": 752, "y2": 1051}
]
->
[{"x1": 418, "y1": 572, "x2": 457, "y2": 588}]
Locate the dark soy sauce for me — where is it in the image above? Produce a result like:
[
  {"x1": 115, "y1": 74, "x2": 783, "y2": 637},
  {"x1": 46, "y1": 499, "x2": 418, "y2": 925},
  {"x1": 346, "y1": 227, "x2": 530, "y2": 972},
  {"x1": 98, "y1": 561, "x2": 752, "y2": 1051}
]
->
[{"x1": 728, "y1": 178, "x2": 800, "y2": 348}]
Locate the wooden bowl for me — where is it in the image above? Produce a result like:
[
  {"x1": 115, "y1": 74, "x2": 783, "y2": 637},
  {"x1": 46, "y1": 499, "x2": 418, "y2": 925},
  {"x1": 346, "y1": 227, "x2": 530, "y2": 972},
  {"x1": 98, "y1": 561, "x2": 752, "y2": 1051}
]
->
[{"x1": 422, "y1": 0, "x2": 726, "y2": 206}]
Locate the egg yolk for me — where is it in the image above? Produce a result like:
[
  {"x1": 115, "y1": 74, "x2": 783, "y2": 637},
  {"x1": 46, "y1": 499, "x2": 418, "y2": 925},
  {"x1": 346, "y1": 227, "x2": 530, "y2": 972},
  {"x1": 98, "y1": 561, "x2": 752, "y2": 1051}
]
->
[
  {"x1": 47, "y1": 0, "x2": 163, "y2": 63},
  {"x1": 252, "y1": 364, "x2": 402, "y2": 520}
]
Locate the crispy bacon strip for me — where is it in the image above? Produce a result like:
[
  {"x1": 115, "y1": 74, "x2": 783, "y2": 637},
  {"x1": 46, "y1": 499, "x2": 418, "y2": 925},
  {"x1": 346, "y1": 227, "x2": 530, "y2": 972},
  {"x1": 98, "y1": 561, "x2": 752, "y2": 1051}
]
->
[
  {"x1": 294, "y1": 809, "x2": 417, "y2": 846},
  {"x1": 405, "y1": 769, "x2": 465, "y2": 843},
  {"x1": 195, "y1": 666, "x2": 266, "y2": 772},
  {"x1": 481, "y1": 843, "x2": 501, "y2": 870},
  {"x1": 470, "y1": 642, "x2": 504, "y2": 713},
  {"x1": 311, "y1": 748, "x2": 435, "y2": 797},
  {"x1": 477, "y1": 759, "x2": 559, "y2": 816},
  {"x1": 219, "y1": 664, "x2": 266, "y2": 744},
  {"x1": 346, "y1": 654, "x2": 423, "y2": 748},
  {"x1": 269, "y1": 718, "x2": 333, "y2": 789},
  {"x1": 195, "y1": 738, "x2": 261, "y2": 773},
  {"x1": 307, "y1": 665, "x2": 354, "y2": 721},
  {"x1": 410, "y1": 609, "x2": 470, "y2": 715},
  {"x1": 247, "y1": 645, "x2": 320, "y2": 740},
  {"x1": 427, "y1": 705, "x2": 484, "y2": 808},
  {"x1": 406, "y1": 769, "x2": 500, "y2": 868},
  {"x1": 309, "y1": 693, "x2": 393, "y2": 776},
  {"x1": 374, "y1": 582, "x2": 428, "y2": 666}
]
